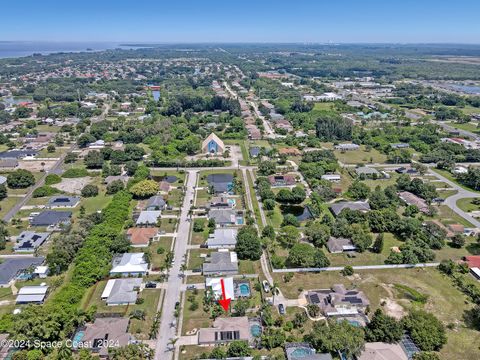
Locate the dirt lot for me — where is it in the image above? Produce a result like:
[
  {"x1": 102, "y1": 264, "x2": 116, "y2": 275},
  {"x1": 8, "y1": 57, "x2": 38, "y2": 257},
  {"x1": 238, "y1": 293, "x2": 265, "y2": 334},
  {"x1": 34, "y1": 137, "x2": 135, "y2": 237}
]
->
[
  {"x1": 52, "y1": 177, "x2": 92, "y2": 194},
  {"x1": 18, "y1": 160, "x2": 57, "y2": 172}
]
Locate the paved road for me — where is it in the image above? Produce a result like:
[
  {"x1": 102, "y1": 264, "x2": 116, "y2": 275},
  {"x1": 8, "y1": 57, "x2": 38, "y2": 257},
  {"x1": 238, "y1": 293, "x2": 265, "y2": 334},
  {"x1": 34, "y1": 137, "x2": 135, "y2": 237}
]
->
[
  {"x1": 272, "y1": 262, "x2": 441, "y2": 273},
  {"x1": 428, "y1": 169, "x2": 480, "y2": 227},
  {"x1": 433, "y1": 121, "x2": 479, "y2": 140},
  {"x1": 155, "y1": 170, "x2": 197, "y2": 360}
]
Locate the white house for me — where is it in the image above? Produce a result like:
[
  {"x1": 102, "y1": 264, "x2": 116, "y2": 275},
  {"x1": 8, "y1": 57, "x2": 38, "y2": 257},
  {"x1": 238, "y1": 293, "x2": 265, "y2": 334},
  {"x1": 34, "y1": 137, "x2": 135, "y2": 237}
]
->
[{"x1": 110, "y1": 253, "x2": 148, "y2": 277}]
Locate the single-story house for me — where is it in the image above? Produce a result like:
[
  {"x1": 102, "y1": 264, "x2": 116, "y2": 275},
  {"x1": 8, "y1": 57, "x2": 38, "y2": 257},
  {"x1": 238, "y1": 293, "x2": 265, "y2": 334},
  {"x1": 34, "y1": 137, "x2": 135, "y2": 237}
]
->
[
  {"x1": 398, "y1": 191, "x2": 429, "y2": 214},
  {"x1": 307, "y1": 284, "x2": 369, "y2": 317},
  {"x1": 101, "y1": 278, "x2": 142, "y2": 306},
  {"x1": 14, "y1": 231, "x2": 50, "y2": 252},
  {"x1": 209, "y1": 196, "x2": 233, "y2": 209},
  {"x1": 321, "y1": 174, "x2": 341, "y2": 182},
  {"x1": 198, "y1": 316, "x2": 250, "y2": 345},
  {"x1": 357, "y1": 342, "x2": 408, "y2": 360},
  {"x1": 327, "y1": 237, "x2": 357, "y2": 254},
  {"x1": 0, "y1": 150, "x2": 38, "y2": 159},
  {"x1": 355, "y1": 166, "x2": 380, "y2": 177},
  {"x1": 395, "y1": 167, "x2": 417, "y2": 175},
  {"x1": 145, "y1": 195, "x2": 166, "y2": 211},
  {"x1": 330, "y1": 201, "x2": 370, "y2": 217},
  {"x1": 88, "y1": 140, "x2": 105, "y2": 149},
  {"x1": 207, "y1": 173, "x2": 234, "y2": 194},
  {"x1": 30, "y1": 211, "x2": 72, "y2": 227},
  {"x1": 209, "y1": 209, "x2": 237, "y2": 226},
  {"x1": 46, "y1": 196, "x2": 80, "y2": 209},
  {"x1": 127, "y1": 227, "x2": 159, "y2": 247},
  {"x1": 206, "y1": 228, "x2": 238, "y2": 249},
  {"x1": 203, "y1": 250, "x2": 238, "y2": 276},
  {"x1": 285, "y1": 343, "x2": 332, "y2": 360},
  {"x1": 448, "y1": 223, "x2": 465, "y2": 235},
  {"x1": 334, "y1": 143, "x2": 359, "y2": 151},
  {"x1": 0, "y1": 257, "x2": 45, "y2": 287},
  {"x1": 110, "y1": 253, "x2": 148, "y2": 277},
  {"x1": 16, "y1": 285, "x2": 49, "y2": 304},
  {"x1": 81, "y1": 317, "x2": 132, "y2": 358},
  {"x1": 104, "y1": 175, "x2": 129, "y2": 185},
  {"x1": 159, "y1": 181, "x2": 171, "y2": 193},
  {"x1": 202, "y1": 133, "x2": 225, "y2": 155},
  {"x1": 268, "y1": 174, "x2": 296, "y2": 187},
  {"x1": 205, "y1": 277, "x2": 235, "y2": 301},
  {"x1": 136, "y1": 210, "x2": 162, "y2": 226},
  {"x1": 390, "y1": 143, "x2": 410, "y2": 149},
  {"x1": 0, "y1": 158, "x2": 19, "y2": 169}
]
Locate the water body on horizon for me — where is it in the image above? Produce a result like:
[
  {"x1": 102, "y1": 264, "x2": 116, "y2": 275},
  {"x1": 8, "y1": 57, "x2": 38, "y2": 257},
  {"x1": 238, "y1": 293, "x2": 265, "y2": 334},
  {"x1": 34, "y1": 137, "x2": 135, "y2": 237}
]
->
[{"x1": 0, "y1": 41, "x2": 140, "y2": 59}]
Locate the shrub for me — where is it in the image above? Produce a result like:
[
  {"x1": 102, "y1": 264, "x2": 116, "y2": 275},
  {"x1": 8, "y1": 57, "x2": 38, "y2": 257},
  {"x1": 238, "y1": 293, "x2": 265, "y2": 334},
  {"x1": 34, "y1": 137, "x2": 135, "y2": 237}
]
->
[
  {"x1": 129, "y1": 179, "x2": 159, "y2": 199},
  {"x1": 81, "y1": 184, "x2": 99, "y2": 198},
  {"x1": 45, "y1": 174, "x2": 62, "y2": 185},
  {"x1": 7, "y1": 169, "x2": 35, "y2": 188},
  {"x1": 33, "y1": 186, "x2": 60, "y2": 198},
  {"x1": 106, "y1": 179, "x2": 125, "y2": 194},
  {"x1": 62, "y1": 168, "x2": 89, "y2": 178}
]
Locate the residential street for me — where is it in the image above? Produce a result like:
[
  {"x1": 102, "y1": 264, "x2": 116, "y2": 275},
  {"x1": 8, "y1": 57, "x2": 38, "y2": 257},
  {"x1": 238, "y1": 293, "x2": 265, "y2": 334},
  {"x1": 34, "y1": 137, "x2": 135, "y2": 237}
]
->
[{"x1": 155, "y1": 170, "x2": 198, "y2": 360}]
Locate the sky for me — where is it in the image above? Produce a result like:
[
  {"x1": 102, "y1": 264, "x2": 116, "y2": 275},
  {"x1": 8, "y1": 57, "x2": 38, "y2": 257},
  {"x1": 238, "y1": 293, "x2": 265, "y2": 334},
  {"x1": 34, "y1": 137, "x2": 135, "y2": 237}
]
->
[{"x1": 1, "y1": 0, "x2": 479, "y2": 43}]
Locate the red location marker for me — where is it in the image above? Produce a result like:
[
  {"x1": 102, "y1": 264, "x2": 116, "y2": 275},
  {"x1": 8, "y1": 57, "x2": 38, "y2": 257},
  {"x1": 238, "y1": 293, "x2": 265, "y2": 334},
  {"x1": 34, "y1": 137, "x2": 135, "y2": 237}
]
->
[{"x1": 218, "y1": 278, "x2": 231, "y2": 311}]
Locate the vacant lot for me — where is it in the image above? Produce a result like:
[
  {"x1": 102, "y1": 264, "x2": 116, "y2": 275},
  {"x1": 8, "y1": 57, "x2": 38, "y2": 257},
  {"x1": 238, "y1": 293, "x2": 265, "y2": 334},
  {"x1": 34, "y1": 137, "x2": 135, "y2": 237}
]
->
[{"x1": 52, "y1": 177, "x2": 93, "y2": 194}]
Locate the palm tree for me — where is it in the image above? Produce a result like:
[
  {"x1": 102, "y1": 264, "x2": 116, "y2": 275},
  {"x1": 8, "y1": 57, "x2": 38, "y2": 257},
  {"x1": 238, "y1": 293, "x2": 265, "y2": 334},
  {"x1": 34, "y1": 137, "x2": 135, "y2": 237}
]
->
[{"x1": 168, "y1": 337, "x2": 178, "y2": 351}]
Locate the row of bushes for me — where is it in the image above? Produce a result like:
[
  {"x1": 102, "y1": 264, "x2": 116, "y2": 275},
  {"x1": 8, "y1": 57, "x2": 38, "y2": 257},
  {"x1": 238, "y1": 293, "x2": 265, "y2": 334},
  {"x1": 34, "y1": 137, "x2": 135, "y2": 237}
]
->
[
  {"x1": 1, "y1": 191, "x2": 132, "y2": 348},
  {"x1": 147, "y1": 159, "x2": 227, "y2": 167}
]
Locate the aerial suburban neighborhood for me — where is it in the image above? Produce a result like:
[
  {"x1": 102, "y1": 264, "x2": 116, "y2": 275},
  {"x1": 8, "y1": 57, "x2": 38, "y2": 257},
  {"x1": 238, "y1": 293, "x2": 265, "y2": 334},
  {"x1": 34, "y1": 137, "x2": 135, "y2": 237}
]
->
[{"x1": 0, "y1": 2, "x2": 480, "y2": 360}]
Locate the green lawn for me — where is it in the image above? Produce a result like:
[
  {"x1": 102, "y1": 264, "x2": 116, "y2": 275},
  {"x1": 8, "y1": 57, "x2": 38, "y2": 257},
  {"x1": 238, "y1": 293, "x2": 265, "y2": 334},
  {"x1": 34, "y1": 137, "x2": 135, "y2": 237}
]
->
[
  {"x1": 246, "y1": 171, "x2": 263, "y2": 229},
  {"x1": 188, "y1": 249, "x2": 213, "y2": 271},
  {"x1": 0, "y1": 196, "x2": 21, "y2": 218},
  {"x1": 433, "y1": 168, "x2": 480, "y2": 193},
  {"x1": 446, "y1": 121, "x2": 479, "y2": 133},
  {"x1": 333, "y1": 145, "x2": 388, "y2": 165},
  {"x1": 313, "y1": 102, "x2": 335, "y2": 111},
  {"x1": 158, "y1": 218, "x2": 177, "y2": 233},
  {"x1": 457, "y1": 198, "x2": 480, "y2": 212},
  {"x1": 182, "y1": 291, "x2": 212, "y2": 336},
  {"x1": 429, "y1": 205, "x2": 474, "y2": 227}
]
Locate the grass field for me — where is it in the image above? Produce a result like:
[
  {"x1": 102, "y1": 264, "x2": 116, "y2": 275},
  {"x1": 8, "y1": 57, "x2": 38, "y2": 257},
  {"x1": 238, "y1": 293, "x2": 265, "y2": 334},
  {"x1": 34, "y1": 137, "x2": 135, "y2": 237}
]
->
[
  {"x1": 333, "y1": 145, "x2": 388, "y2": 165},
  {"x1": 457, "y1": 198, "x2": 480, "y2": 212},
  {"x1": 446, "y1": 121, "x2": 479, "y2": 133},
  {"x1": 433, "y1": 168, "x2": 480, "y2": 193}
]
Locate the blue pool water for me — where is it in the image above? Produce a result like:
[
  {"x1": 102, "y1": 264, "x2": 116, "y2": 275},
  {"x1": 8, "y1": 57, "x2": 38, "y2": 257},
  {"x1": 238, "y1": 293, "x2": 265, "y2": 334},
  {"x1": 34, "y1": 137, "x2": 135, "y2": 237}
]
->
[
  {"x1": 228, "y1": 199, "x2": 236, "y2": 206},
  {"x1": 250, "y1": 324, "x2": 261, "y2": 337},
  {"x1": 236, "y1": 217, "x2": 244, "y2": 225},
  {"x1": 348, "y1": 320, "x2": 361, "y2": 327},
  {"x1": 72, "y1": 330, "x2": 85, "y2": 347},
  {"x1": 152, "y1": 90, "x2": 160, "y2": 101},
  {"x1": 291, "y1": 347, "x2": 313, "y2": 357},
  {"x1": 239, "y1": 283, "x2": 250, "y2": 296}
]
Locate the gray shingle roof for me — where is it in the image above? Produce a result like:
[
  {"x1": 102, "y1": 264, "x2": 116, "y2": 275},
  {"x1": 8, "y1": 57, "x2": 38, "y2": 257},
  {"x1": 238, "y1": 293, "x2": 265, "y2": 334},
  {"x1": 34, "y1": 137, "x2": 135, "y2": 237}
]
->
[
  {"x1": 145, "y1": 195, "x2": 166, "y2": 210},
  {"x1": 106, "y1": 278, "x2": 142, "y2": 305},
  {"x1": 30, "y1": 211, "x2": 72, "y2": 226},
  {"x1": 46, "y1": 196, "x2": 80, "y2": 208},
  {"x1": 0, "y1": 257, "x2": 45, "y2": 285},
  {"x1": 209, "y1": 209, "x2": 236, "y2": 224},
  {"x1": 207, "y1": 228, "x2": 238, "y2": 248},
  {"x1": 203, "y1": 251, "x2": 238, "y2": 275},
  {"x1": 14, "y1": 231, "x2": 50, "y2": 252},
  {"x1": 330, "y1": 201, "x2": 370, "y2": 216}
]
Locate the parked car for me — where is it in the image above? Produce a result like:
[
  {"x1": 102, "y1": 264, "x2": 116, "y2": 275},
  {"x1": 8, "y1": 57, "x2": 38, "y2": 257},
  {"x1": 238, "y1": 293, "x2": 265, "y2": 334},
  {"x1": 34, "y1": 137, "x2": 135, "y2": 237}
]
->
[
  {"x1": 187, "y1": 285, "x2": 197, "y2": 290},
  {"x1": 262, "y1": 280, "x2": 271, "y2": 293},
  {"x1": 278, "y1": 304, "x2": 285, "y2": 315},
  {"x1": 145, "y1": 282, "x2": 157, "y2": 289}
]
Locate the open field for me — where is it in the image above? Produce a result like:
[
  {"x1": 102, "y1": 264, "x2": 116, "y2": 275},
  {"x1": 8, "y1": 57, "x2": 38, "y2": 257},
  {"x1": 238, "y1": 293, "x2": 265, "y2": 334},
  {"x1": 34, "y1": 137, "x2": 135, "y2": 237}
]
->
[{"x1": 333, "y1": 145, "x2": 388, "y2": 165}]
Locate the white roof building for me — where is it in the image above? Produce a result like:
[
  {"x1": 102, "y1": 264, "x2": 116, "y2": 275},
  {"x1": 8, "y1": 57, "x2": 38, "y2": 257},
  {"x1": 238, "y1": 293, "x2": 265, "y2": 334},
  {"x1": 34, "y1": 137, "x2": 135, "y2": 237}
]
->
[
  {"x1": 110, "y1": 253, "x2": 148, "y2": 276},
  {"x1": 136, "y1": 210, "x2": 162, "y2": 226},
  {"x1": 205, "y1": 277, "x2": 235, "y2": 301},
  {"x1": 16, "y1": 285, "x2": 48, "y2": 304}
]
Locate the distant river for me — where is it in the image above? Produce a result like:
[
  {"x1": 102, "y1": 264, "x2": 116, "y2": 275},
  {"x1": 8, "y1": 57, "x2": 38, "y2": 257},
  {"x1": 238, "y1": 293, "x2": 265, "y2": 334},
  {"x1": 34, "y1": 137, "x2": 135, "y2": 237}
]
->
[{"x1": 0, "y1": 41, "x2": 140, "y2": 59}]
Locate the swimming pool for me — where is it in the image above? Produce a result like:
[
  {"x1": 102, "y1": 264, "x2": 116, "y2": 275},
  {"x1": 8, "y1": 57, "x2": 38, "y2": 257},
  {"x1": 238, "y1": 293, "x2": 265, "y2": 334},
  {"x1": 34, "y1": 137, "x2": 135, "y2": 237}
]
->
[
  {"x1": 236, "y1": 216, "x2": 244, "y2": 225},
  {"x1": 250, "y1": 324, "x2": 261, "y2": 337},
  {"x1": 239, "y1": 283, "x2": 250, "y2": 297},
  {"x1": 348, "y1": 320, "x2": 361, "y2": 327},
  {"x1": 290, "y1": 347, "x2": 314, "y2": 357},
  {"x1": 72, "y1": 330, "x2": 85, "y2": 347},
  {"x1": 228, "y1": 199, "x2": 236, "y2": 206}
]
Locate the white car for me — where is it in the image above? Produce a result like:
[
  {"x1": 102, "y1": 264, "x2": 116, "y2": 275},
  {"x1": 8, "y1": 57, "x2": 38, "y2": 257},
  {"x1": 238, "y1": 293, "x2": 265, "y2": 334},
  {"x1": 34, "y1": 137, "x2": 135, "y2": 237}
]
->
[{"x1": 262, "y1": 280, "x2": 271, "y2": 293}]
